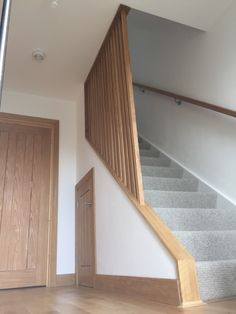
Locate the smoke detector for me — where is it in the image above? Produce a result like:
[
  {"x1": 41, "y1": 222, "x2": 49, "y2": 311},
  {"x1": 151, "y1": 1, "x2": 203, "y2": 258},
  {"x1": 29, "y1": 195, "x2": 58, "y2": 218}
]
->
[
  {"x1": 32, "y1": 49, "x2": 46, "y2": 62},
  {"x1": 51, "y1": 0, "x2": 59, "y2": 8}
]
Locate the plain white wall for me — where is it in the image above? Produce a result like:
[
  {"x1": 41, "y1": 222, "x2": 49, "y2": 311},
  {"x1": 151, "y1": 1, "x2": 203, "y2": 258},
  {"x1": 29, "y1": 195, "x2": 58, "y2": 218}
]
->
[
  {"x1": 2, "y1": 90, "x2": 77, "y2": 274},
  {"x1": 129, "y1": 3, "x2": 236, "y2": 204},
  {"x1": 129, "y1": 2, "x2": 236, "y2": 110},
  {"x1": 76, "y1": 86, "x2": 177, "y2": 279}
]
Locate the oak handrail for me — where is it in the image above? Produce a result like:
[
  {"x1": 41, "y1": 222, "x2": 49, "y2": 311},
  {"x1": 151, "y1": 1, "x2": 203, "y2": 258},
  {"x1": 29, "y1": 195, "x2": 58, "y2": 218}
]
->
[{"x1": 133, "y1": 82, "x2": 236, "y2": 118}]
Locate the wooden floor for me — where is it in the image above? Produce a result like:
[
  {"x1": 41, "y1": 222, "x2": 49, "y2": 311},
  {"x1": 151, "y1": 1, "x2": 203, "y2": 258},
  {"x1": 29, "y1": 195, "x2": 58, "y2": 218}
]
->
[{"x1": 0, "y1": 286, "x2": 235, "y2": 313}]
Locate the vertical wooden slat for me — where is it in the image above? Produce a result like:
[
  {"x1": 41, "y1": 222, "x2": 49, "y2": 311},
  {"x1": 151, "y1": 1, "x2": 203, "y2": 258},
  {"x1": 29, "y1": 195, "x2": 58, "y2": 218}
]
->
[
  {"x1": 99, "y1": 54, "x2": 108, "y2": 159},
  {"x1": 100, "y1": 55, "x2": 109, "y2": 164},
  {"x1": 109, "y1": 30, "x2": 123, "y2": 180},
  {"x1": 116, "y1": 16, "x2": 135, "y2": 196},
  {"x1": 115, "y1": 20, "x2": 131, "y2": 192},
  {"x1": 112, "y1": 26, "x2": 127, "y2": 186},
  {"x1": 84, "y1": 5, "x2": 144, "y2": 203},
  {"x1": 120, "y1": 11, "x2": 144, "y2": 204},
  {"x1": 103, "y1": 50, "x2": 114, "y2": 169},
  {"x1": 93, "y1": 69, "x2": 98, "y2": 150},
  {"x1": 106, "y1": 40, "x2": 119, "y2": 175}
]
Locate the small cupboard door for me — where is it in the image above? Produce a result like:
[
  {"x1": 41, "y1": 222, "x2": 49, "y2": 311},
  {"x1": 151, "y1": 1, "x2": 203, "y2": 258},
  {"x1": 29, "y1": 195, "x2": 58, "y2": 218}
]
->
[{"x1": 76, "y1": 169, "x2": 95, "y2": 287}]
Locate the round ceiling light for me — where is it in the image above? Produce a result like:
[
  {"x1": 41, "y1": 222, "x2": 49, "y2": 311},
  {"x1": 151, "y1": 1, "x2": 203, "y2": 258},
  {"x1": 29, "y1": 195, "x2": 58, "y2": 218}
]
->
[{"x1": 32, "y1": 49, "x2": 46, "y2": 62}]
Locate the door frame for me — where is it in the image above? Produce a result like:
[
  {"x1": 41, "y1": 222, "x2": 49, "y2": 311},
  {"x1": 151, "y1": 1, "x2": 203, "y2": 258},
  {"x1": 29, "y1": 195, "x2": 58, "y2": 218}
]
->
[
  {"x1": 0, "y1": 112, "x2": 59, "y2": 287},
  {"x1": 75, "y1": 168, "x2": 96, "y2": 287}
]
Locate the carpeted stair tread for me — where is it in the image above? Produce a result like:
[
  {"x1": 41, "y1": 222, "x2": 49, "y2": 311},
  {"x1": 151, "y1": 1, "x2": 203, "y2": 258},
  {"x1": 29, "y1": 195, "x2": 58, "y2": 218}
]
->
[
  {"x1": 155, "y1": 208, "x2": 236, "y2": 231},
  {"x1": 143, "y1": 177, "x2": 198, "y2": 191},
  {"x1": 139, "y1": 149, "x2": 160, "y2": 157},
  {"x1": 140, "y1": 156, "x2": 171, "y2": 167},
  {"x1": 174, "y1": 230, "x2": 236, "y2": 261},
  {"x1": 141, "y1": 165, "x2": 183, "y2": 178},
  {"x1": 144, "y1": 190, "x2": 217, "y2": 208},
  {"x1": 196, "y1": 259, "x2": 236, "y2": 300}
]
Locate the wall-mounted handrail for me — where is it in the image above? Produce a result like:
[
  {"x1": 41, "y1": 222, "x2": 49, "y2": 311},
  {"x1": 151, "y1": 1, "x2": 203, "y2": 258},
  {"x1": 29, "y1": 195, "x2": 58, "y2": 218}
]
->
[{"x1": 133, "y1": 82, "x2": 236, "y2": 118}]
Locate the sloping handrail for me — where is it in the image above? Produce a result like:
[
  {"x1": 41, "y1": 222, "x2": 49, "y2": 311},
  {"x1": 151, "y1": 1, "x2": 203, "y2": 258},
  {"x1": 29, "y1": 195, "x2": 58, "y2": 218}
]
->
[{"x1": 133, "y1": 82, "x2": 236, "y2": 118}]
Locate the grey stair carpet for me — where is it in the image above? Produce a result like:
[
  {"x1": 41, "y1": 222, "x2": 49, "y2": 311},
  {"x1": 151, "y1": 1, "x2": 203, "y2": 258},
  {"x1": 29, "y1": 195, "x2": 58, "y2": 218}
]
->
[
  {"x1": 174, "y1": 230, "x2": 236, "y2": 261},
  {"x1": 142, "y1": 165, "x2": 183, "y2": 178},
  {"x1": 141, "y1": 156, "x2": 171, "y2": 167},
  {"x1": 138, "y1": 136, "x2": 236, "y2": 301},
  {"x1": 155, "y1": 208, "x2": 236, "y2": 231},
  {"x1": 143, "y1": 177, "x2": 198, "y2": 191},
  {"x1": 144, "y1": 191, "x2": 217, "y2": 208},
  {"x1": 140, "y1": 149, "x2": 160, "y2": 157}
]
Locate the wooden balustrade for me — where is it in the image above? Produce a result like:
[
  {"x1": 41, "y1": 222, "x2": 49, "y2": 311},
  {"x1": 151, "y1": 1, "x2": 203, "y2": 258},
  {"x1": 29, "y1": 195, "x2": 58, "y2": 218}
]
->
[
  {"x1": 85, "y1": 5, "x2": 144, "y2": 204},
  {"x1": 84, "y1": 5, "x2": 201, "y2": 306}
]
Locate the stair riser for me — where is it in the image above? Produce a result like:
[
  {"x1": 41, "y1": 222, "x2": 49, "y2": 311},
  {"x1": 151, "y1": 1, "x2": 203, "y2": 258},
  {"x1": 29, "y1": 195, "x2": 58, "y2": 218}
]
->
[
  {"x1": 141, "y1": 156, "x2": 171, "y2": 167},
  {"x1": 143, "y1": 178, "x2": 198, "y2": 192},
  {"x1": 145, "y1": 191, "x2": 217, "y2": 208},
  {"x1": 155, "y1": 208, "x2": 236, "y2": 231},
  {"x1": 175, "y1": 231, "x2": 236, "y2": 261},
  {"x1": 139, "y1": 143, "x2": 151, "y2": 149},
  {"x1": 142, "y1": 166, "x2": 183, "y2": 178},
  {"x1": 197, "y1": 261, "x2": 236, "y2": 300},
  {"x1": 140, "y1": 149, "x2": 160, "y2": 157}
]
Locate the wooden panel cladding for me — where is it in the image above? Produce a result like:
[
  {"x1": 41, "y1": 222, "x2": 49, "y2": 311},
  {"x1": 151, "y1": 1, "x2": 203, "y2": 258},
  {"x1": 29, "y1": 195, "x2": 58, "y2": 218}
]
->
[
  {"x1": 85, "y1": 5, "x2": 144, "y2": 204},
  {"x1": 133, "y1": 82, "x2": 236, "y2": 118}
]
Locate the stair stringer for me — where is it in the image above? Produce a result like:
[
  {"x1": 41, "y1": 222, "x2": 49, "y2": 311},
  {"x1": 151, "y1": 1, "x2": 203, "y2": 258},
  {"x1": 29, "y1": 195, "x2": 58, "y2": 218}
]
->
[{"x1": 125, "y1": 194, "x2": 202, "y2": 307}]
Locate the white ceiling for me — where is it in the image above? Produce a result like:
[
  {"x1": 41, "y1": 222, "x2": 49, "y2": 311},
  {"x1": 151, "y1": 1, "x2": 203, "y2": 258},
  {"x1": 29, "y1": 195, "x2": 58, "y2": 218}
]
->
[{"x1": 2, "y1": 0, "x2": 233, "y2": 101}]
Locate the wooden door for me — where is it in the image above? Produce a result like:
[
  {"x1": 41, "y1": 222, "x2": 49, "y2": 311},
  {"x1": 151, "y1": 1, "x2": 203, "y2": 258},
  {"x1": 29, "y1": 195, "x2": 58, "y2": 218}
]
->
[
  {"x1": 0, "y1": 119, "x2": 54, "y2": 289},
  {"x1": 75, "y1": 169, "x2": 95, "y2": 288}
]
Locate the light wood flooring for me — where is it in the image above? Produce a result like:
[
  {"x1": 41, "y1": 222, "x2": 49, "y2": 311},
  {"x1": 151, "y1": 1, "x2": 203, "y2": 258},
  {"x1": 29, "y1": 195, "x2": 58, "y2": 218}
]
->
[{"x1": 0, "y1": 286, "x2": 235, "y2": 313}]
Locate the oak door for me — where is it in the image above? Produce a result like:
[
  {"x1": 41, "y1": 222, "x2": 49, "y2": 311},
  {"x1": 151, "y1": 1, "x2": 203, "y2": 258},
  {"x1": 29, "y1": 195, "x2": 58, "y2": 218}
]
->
[
  {"x1": 75, "y1": 169, "x2": 95, "y2": 288},
  {"x1": 0, "y1": 122, "x2": 52, "y2": 288}
]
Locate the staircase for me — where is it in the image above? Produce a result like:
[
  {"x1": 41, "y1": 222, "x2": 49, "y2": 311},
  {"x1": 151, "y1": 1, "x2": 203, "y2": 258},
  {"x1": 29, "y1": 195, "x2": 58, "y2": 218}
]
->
[{"x1": 139, "y1": 136, "x2": 236, "y2": 301}]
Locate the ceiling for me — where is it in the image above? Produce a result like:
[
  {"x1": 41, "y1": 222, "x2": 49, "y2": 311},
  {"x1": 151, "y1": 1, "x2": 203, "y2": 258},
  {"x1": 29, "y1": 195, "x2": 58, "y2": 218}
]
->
[{"x1": 2, "y1": 0, "x2": 233, "y2": 101}]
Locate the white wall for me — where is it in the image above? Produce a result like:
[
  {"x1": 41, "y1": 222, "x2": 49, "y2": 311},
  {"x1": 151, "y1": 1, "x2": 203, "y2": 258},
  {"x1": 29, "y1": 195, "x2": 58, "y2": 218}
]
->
[
  {"x1": 76, "y1": 86, "x2": 176, "y2": 279},
  {"x1": 2, "y1": 90, "x2": 77, "y2": 274},
  {"x1": 129, "y1": 2, "x2": 236, "y2": 111},
  {"x1": 129, "y1": 3, "x2": 236, "y2": 204},
  {"x1": 135, "y1": 89, "x2": 236, "y2": 204},
  {"x1": 1, "y1": 88, "x2": 177, "y2": 279}
]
